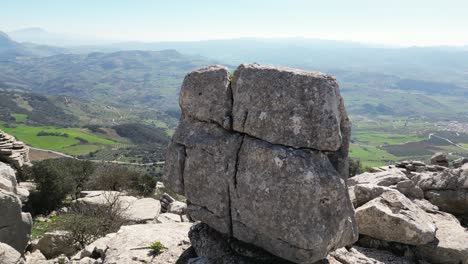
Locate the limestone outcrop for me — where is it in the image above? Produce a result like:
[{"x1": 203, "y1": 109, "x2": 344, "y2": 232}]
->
[
  {"x1": 0, "y1": 162, "x2": 32, "y2": 254},
  {"x1": 349, "y1": 162, "x2": 468, "y2": 263},
  {"x1": 165, "y1": 64, "x2": 357, "y2": 263},
  {"x1": 0, "y1": 130, "x2": 30, "y2": 170}
]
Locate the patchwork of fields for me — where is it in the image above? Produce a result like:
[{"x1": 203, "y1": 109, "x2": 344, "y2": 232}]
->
[
  {"x1": 0, "y1": 123, "x2": 119, "y2": 156},
  {"x1": 349, "y1": 117, "x2": 468, "y2": 168}
]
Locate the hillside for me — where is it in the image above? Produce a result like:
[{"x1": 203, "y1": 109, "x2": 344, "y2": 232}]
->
[{"x1": 0, "y1": 49, "x2": 219, "y2": 111}]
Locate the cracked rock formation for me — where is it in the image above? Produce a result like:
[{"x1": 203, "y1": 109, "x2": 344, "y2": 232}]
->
[{"x1": 165, "y1": 64, "x2": 358, "y2": 263}]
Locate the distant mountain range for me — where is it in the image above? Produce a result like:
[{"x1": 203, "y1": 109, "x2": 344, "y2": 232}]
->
[{"x1": 1, "y1": 29, "x2": 468, "y2": 123}]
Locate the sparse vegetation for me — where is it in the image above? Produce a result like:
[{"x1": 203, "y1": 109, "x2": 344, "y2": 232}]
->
[{"x1": 149, "y1": 241, "x2": 167, "y2": 256}]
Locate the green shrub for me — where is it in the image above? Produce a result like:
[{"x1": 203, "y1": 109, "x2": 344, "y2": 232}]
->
[
  {"x1": 26, "y1": 158, "x2": 95, "y2": 215},
  {"x1": 87, "y1": 164, "x2": 156, "y2": 196},
  {"x1": 149, "y1": 241, "x2": 166, "y2": 256},
  {"x1": 348, "y1": 158, "x2": 364, "y2": 177}
]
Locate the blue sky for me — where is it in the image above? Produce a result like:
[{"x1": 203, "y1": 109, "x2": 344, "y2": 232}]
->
[{"x1": 2, "y1": 0, "x2": 468, "y2": 46}]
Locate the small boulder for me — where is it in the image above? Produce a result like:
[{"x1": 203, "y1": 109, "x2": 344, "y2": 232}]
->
[
  {"x1": 123, "y1": 197, "x2": 161, "y2": 223},
  {"x1": 355, "y1": 191, "x2": 436, "y2": 245},
  {"x1": 34, "y1": 230, "x2": 76, "y2": 259},
  {"x1": 168, "y1": 201, "x2": 187, "y2": 215},
  {"x1": 453, "y1": 157, "x2": 468, "y2": 168},
  {"x1": 430, "y1": 152, "x2": 449, "y2": 167}
]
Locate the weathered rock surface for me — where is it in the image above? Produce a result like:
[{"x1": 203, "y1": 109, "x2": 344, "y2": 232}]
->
[
  {"x1": 34, "y1": 230, "x2": 75, "y2": 259},
  {"x1": 0, "y1": 130, "x2": 31, "y2": 169},
  {"x1": 430, "y1": 152, "x2": 449, "y2": 167},
  {"x1": 102, "y1": 222, "x2": 192, "y2": 264},
  {"x1": 232, "y1": 64, "x2": 347, "y2": 151},
  {"x1": 24, "y1": 250, "x2": 47, "y2": 264},
  {"x1": 349, "y1": 163, "x2": 468, "y2": 263},
  {"x1": 231, "y1": 137, "x2": 357, "y2": 262},
  {"x1": 355, "y1": 191, "x2": 436, "y2": 245},
  {"x1": 165, "y1": 64, "x2": 357, "y2": 263},
  {"x1": 188, "y1": 223, "x2": 293, "y2": 264},
  {"x1": 168, "y1": 201, "x2": 187, "y2": 215},
  {"x1": 0, "y1": 162, "x2": 17, "y2": 192},
  {"x1": 0, "y1": 242, "x2": 23, "y2": 264},
  {"x1": 415, "y1": 211, "x2": 468, "y2": 263},
  {"x1": 179, "y1": 65, "x2": 232, "y2": 129},
  {"x1": 410, "y1": 163, "x2": 468, "y2": 218},
  {"x1": 328, "y1": 246, "x2": 413, "y2": 264},
  {"x1": 74, "y1": 191, "x2": 161, "y2": 223},
  {"x1": 0, "y1": 162, "x2": 32, "y2": 254}
]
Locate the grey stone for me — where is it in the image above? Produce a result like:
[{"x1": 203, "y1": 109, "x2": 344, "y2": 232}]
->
[
  {"x1": 179, "y1": 65, "x2": 232, "y2": 129},
  {"x1": 415, "y1": 211, "x2": 468, "y2": 263},
  {"x1": 165, "y1": 64, "x2": 357, "y2": 263},
  {"x1": 167, "y1": 118, "x2": 243, "y2": 234},
  {"x1": 122, "y1": 197, "x2": 161, "y2": 223},
  {"x1": 188, "y1": 223, "x2": 293, "y2": 264},
  {"x1": 34, "y1": 230, "x2": 76, "y2": 259},
  {"x1": 0, "y1": 242, "x2": 23, "y2": 264},
  {"x1": 231, "y1": 64, "x2": 346, "y2": 151},
  {"x1": 231, "y1": 137, "x2": 358, "y2": 263},
  {"x1": 348, "y1": 168, "x2": 409, "y2": 187},
  {"x1": 103, "y1": 222, "x2": 192, "y2": 264},
  {"x1": 168, "y1": 201, "x2": 187, "y2": 215},
  {"x1": 430, "y1": 152, "x2": 449, "y2": 167},
  {"x1": 329, "y1": 246, "x2": 413, "y2": 264},
  {"x1": 355, "y1": 191, "x2": 436, "y2": 245},
  {"x1": 0, "y1": 190, "x2": 32, "y2": 253},
  {"x1": 453, "y1": 157, "x2": 468, "y2": 168}
]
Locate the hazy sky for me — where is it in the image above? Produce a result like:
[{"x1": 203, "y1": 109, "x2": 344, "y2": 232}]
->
[{"x1": 3, "y1": 0, "x2": 468, "y2": 46}]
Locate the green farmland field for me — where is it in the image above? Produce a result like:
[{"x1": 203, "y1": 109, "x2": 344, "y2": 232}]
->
[{"x1": 0, "y1": 123, "x2": 118, "y2": 155}]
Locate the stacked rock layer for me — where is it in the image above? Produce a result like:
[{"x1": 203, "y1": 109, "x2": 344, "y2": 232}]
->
[
  {"x1": 165, "y1": 64, "x2": 358, "y2": 263},
  {"x1": 0, "y1": 130, "x2": 30, "y2": 169}
]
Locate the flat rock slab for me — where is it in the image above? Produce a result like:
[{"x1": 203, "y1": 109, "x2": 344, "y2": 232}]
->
[
  {"x1": 329, "y1": 246, "x2": 413, "y2": 264},
  {"x1": 103, "y1": 222, "x2": 192, "y2": 264},
  {"x1": 415, "y1": 212, "x2": 468, "y2": 263}
]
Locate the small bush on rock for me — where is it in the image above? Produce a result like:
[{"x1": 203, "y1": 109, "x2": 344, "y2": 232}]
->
[{"x1": 149, "y1": 241, "x2": 167, "y2": 256}]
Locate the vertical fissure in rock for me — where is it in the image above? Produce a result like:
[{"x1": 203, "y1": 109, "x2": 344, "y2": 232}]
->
[
  {"x1": 180, "y1": 144, "x2": 187, "y2": 192},
  {"x1": 227, "y1": 185, "x2": 233, "y2": 236},
  {"x1": 233, "y1": 135, "x2": 245, "y2": 189}
]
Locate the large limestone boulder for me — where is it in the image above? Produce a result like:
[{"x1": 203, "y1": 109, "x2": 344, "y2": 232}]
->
[
  {"x1": 0, "y1": 190, "x2": 32, "y2": 253},
  {"x1": 0, "y1": 242, "x2": 23, "y2": 264},
  {"x1": 355, "y1": 191, "x2": 436, "y2": 245},
  {"x1": 165, "y1": 64, "x2": 357, "y2": 263}
]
